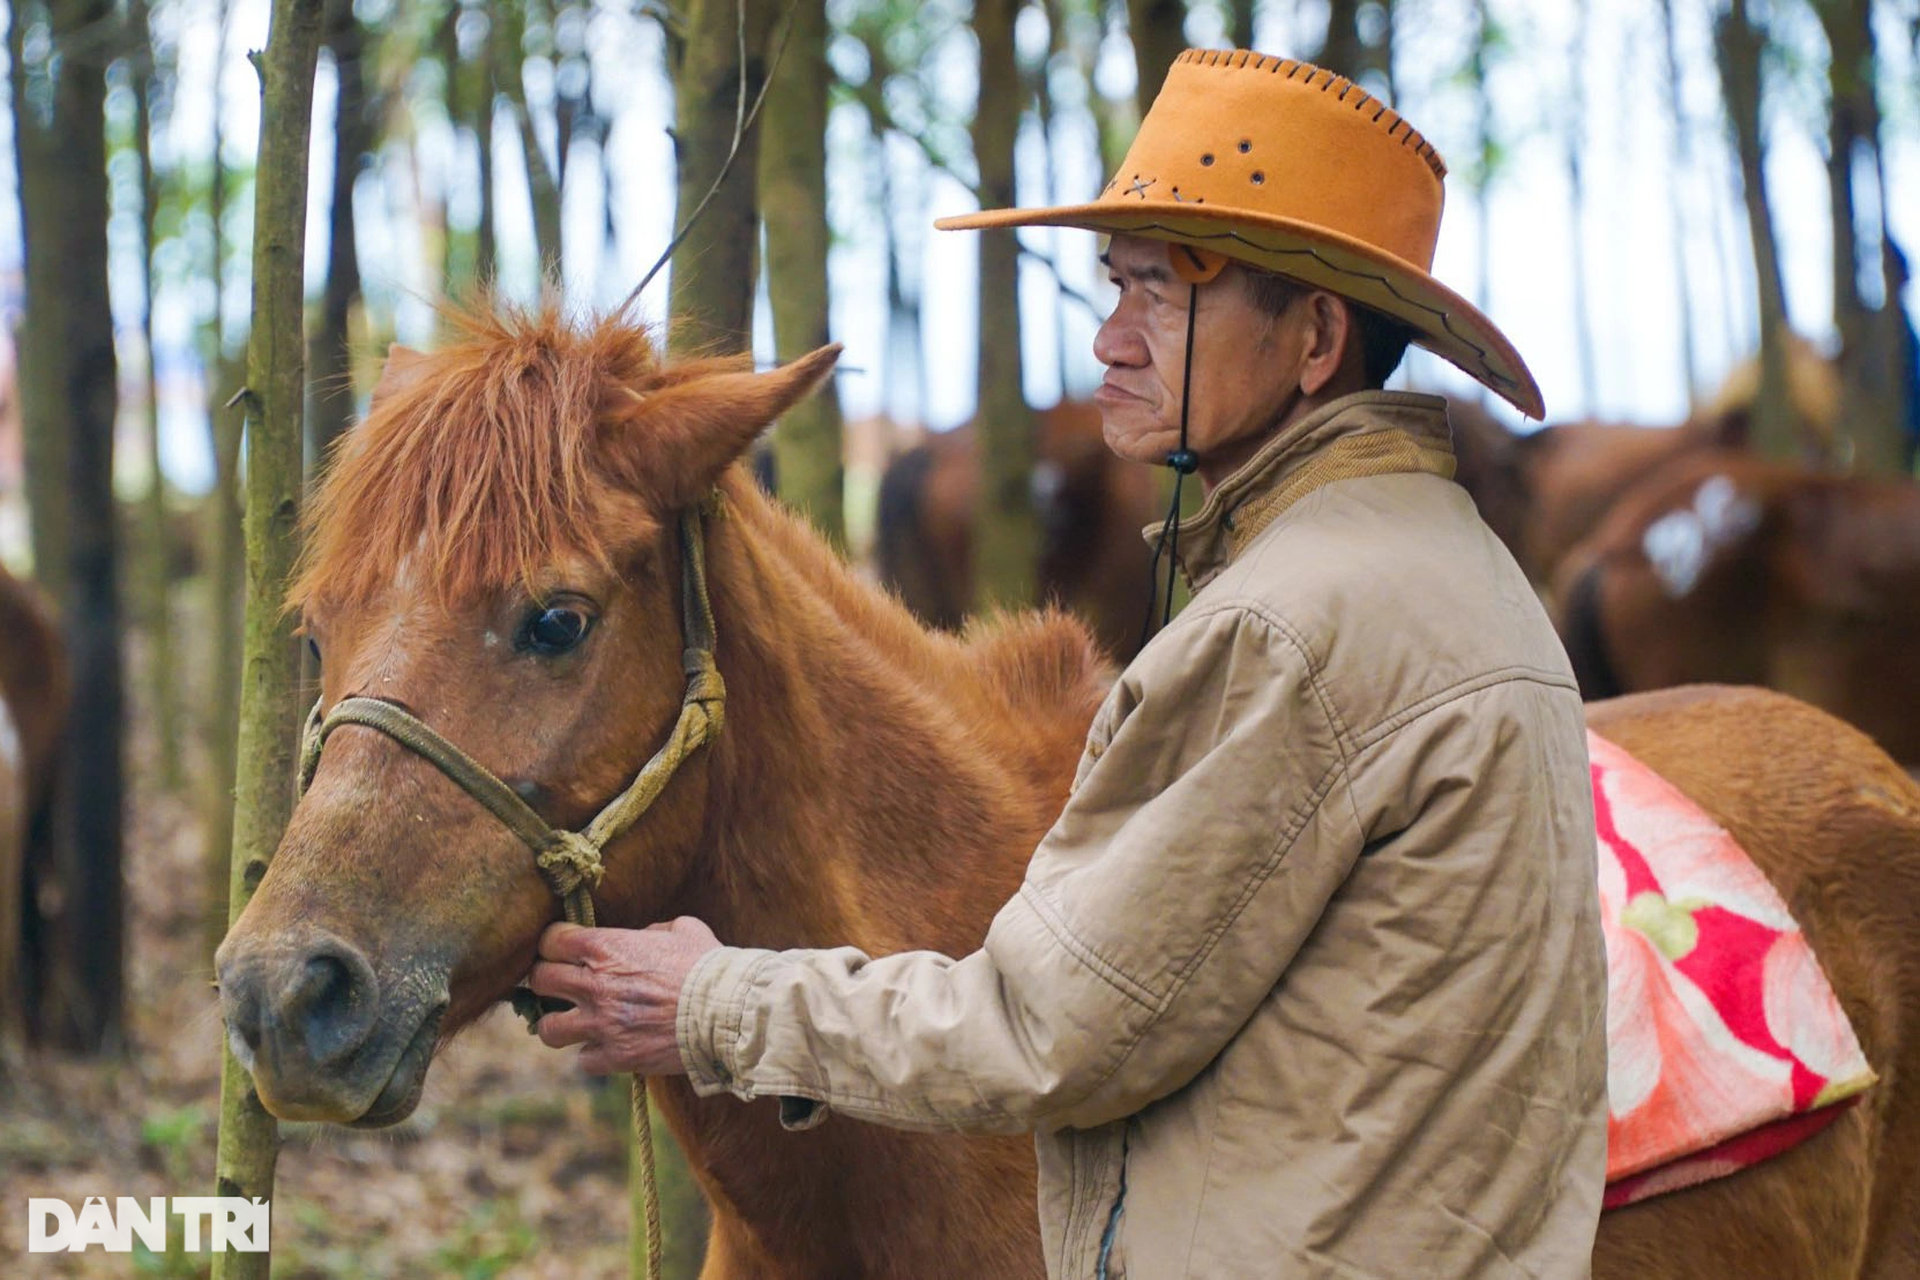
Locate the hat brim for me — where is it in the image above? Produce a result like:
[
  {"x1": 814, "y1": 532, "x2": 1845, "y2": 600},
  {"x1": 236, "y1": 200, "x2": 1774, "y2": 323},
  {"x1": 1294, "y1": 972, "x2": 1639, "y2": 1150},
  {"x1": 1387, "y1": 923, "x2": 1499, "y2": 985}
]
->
[{"x1": 937, "y1": 201, "x2": 1544, "y2": 420}]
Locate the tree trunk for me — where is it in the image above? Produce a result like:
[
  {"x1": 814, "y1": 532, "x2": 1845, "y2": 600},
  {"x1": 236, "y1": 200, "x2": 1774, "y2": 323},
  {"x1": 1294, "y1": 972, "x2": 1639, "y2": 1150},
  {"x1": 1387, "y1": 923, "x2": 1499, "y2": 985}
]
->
[
  {"x1": 1470, "y1": 0, "x2": 1494, "y2": 316},
  {"x1": 1658, "y1": 0, "x2": 1701, "y2": 402},
  {"x1": 133, "y1": 0, "x2": 184, "y2": 794},
  {"x1": 1317, "y1": 0, "x2": 1366, "y2": 79},
  {"x1": 1566, "y1": 0, "x2": 1597, "y2": 410},
  {"x1": 666, "y1": 0, "x2": 777, "y2": 355},
  {"x1": 493, "y1": 1, "x2": 563, "y2": 275},
  {"x1": 1816, "y1": 0, "x2": 1905, "y2": 474},
  {"x1": 13, "y1": 0, "x2": 123, "y2": 1053},
  {"x1": 1127, "y1": 0, "x2": 1186, "y2": 113},
  {"x1": 9, "y1": 2, "x2": 68, "y2": 604},
  {"x1": 203, "y1": 0, "x2": 245, "y2": 961},
  {"x1": 309, "y1": 0, "x2": 369, "y2": 468},
  {"x1": 210, "y1": 0, "x2": 327, "y2": 1272},
  {"x1": 1715, "y1": 0, "x2": 1797, "y2": 460},
  {"x1": 1229, "y1": 0, "x2": 1256, "y2": 51},
  {"x1": 759, "y1": 0, "x2": 844, "y2": 546},
  {"x1": 475, "y1": 23, "x2": 498, "y2": 283},
  {"x1": 971, "y1": 0, "x2": 1035, "y2": 611}
]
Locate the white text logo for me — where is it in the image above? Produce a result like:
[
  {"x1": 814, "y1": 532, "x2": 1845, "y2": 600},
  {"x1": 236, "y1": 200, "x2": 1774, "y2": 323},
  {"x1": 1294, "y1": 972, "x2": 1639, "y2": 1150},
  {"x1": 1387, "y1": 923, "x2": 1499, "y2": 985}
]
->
[{"x1": 27, "y1": 1197, "x2": 270, "y2": 1253}]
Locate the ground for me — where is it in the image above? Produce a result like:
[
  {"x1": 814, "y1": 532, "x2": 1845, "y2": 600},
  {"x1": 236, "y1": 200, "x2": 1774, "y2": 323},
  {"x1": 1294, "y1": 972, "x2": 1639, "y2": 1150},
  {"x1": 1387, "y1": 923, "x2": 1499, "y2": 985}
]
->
[{"x1": 0, "y1": 620, "x2": 700, "y2": 1278}]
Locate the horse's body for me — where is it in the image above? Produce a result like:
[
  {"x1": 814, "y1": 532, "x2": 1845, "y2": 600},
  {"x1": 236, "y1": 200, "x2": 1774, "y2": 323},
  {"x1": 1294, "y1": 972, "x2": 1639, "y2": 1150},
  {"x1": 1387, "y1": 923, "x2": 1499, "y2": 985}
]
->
[
  {"x1": 217, "y1": 309, "x2": 1920, "y2": 1276},
  {"x1": 0, "y1": 565, "x2": 66, "y2": 1040},
  {"x1": 1447, "y1": 400, "x2": 1743, "y2": 588},
  {"x1": 1553, "y1": 449, "x2": 1920, "y2": 767},
  {"x1": 1446, "y1": 336, "x2": 1838, "y2": 589},
  {"x1": 875, "y1": 401, "x2": 1164, "y2": 661}
]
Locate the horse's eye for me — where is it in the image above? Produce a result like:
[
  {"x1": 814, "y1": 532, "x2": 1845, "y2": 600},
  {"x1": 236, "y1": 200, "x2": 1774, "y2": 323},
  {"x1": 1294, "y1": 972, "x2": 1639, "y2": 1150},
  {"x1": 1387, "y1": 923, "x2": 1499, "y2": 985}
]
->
[
  {"x1": 306, "y1": 637, "x2": 321, "y2": 665},
  {"x1": 520, "y1": 606, "x2": 592, "y2": 656}
]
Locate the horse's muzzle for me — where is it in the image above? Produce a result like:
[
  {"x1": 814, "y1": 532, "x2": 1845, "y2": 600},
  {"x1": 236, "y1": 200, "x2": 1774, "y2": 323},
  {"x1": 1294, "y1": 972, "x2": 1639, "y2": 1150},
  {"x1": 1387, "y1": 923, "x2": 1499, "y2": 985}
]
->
[{"x1": 215, "y1": 925, "x2": 446, "y2": 1125}]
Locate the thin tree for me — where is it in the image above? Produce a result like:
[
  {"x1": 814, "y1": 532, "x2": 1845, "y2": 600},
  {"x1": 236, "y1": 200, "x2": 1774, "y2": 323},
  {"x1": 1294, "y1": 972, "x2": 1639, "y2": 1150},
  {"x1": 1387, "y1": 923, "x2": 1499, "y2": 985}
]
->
[
  {"x1": 971, "y1": 0, "x2": 1036, "y2": 611},
  {"x1": 12, "y1": 0, "x2": 123, "y2": 1051},
  {"x1": 759, "y1": 0, "x2": 845, "y2": 545},
  {"x1": 497, "y1": 0, "x2": 563, "y2": 273},
  {"x1": 209, "y1": 0, "x2": 328, "y2": 1272},
  {"x1": 1714, "y1": 0, "x2": 1797, "y2": 459},
  {"x1": 1317, "y1": 0, "x2": 1366, "y2": 78},
  {"x1": 132, "y1": 0, "x2": 184, "y2": 792},
  {"x1": 202, "y1": 0, "x2": 247, "y2": 958},
  {"x1": 1566, "y1": 0, "x2": 1597, "y2": 411},
  {"x1": 1230, "y1": 0, "x2": 1256, "y2": 51},
  {"x1": 1814, "y1": 0, "x2": 1905, "y2": 473},
  {"x1": 1127, "y1": 0, "x2": 1186, "y2": 110},
  {"x1": 8, "y1": 2, "x2": 69, "y2": 606},
  {"x1": 309, "y1": 0, "x2": 370, "y2": 466},
  {"x1": 1658, "y1": 0, "x2": 1702, "y2": 403},
  {"x1": 665, "y1": 0, "x2": 778, "y2": 353}
]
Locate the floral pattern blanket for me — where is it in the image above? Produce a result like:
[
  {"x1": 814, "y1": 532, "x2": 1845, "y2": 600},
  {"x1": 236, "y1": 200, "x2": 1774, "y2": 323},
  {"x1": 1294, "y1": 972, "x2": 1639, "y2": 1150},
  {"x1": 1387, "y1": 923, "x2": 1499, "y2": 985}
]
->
[{"x1": 1591, "y1": 730, "x2": 1876, "y2": 1209}]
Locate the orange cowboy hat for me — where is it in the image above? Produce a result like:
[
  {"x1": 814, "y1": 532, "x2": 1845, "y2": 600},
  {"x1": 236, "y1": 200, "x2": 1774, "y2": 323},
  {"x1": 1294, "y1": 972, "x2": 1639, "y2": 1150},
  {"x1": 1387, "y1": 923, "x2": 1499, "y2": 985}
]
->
[{"x1": 937, "y1": 48, "x2": 1545, "y2": 420}]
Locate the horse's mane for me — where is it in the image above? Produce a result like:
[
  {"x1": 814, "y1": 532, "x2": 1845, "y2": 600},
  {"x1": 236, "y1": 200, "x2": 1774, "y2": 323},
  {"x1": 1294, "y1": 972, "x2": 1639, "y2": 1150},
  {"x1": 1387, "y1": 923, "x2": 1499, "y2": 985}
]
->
[
  {"x1": 289, "y1": 298, "x2": 742, "y2": 612},
  {"x1": 288, "y1": 298, "x2": 1112, "y2": 737}
]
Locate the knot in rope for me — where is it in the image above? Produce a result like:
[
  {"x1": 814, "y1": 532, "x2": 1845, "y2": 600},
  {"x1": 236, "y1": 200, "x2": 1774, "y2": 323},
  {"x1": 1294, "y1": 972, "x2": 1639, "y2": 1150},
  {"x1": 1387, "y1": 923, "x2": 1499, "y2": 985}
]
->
[{"x1": 536, "y1": 830, "x2": 607, "y2": 901}]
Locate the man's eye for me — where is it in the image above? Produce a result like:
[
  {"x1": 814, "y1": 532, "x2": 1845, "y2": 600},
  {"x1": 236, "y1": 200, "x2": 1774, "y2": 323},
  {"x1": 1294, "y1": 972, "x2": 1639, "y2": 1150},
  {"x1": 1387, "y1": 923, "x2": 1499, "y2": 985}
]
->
[{"x1": 519, "y1": 606, "x2": 593, "y2": 656}]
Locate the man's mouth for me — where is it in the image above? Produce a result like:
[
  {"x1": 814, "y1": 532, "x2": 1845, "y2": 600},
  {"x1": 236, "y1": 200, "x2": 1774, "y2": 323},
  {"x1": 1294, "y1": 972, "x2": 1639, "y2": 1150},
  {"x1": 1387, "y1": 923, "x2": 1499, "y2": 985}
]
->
[{"x1": 1096, "y1": 380, "x2": 1145, "y2": 403}]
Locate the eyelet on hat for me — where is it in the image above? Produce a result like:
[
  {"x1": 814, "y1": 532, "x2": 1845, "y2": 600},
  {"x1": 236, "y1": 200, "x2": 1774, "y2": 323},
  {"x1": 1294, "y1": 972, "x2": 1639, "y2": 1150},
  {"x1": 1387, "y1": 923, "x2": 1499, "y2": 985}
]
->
[
  {"x1": 1250, "y1": 171, "x2": 1265, "y2": 184},
  {"x1": 1238, "y1": 139, "x2": 1252, "y2": 153},
  {"x1": 1201, "y1": 153, "x2": 1215, "y2": 166}
]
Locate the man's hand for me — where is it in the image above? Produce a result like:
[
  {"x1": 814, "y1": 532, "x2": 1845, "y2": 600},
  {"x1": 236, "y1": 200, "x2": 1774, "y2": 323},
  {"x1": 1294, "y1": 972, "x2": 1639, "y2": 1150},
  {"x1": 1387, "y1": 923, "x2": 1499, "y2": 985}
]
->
[{"x1": 529, "y1": 917, "x2": 723, "y2": 1076}]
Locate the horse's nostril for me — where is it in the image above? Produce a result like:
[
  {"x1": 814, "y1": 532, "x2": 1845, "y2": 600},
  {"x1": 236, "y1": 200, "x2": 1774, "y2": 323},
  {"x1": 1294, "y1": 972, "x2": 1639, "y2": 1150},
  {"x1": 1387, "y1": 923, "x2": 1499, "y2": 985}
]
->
[{"x1": 280, "y1": 944, "x2": 377, "y2": 1068}]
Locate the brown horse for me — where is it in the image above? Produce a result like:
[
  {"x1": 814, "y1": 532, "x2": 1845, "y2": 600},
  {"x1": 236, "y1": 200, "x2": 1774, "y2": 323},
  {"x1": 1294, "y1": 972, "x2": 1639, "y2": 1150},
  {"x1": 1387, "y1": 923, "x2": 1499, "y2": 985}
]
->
[
  {"x1": 216, "y1": 307, "x2": 1920, "y2": 1277},
  {"x1": 1448, "y1": 334, "x2": 1841, "y2": 589},
  {"x1": 1552, "y1": 448, "x2": 1920, "y2": 768},
  {"x1": 875, "y1": 401, "x2": 1164, "y2": 661},
  {"x1": 0, "y1": 565, "x2": 68, "y2": 1042}
]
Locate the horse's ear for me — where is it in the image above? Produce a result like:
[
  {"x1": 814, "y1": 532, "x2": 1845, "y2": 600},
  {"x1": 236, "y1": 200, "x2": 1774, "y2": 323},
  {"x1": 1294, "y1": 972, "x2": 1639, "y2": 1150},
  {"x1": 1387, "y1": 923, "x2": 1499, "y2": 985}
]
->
[
  {"x1": 628, "y1": 343, "x2": 842, "y2": 512},
  {"x1": 370, "y1": 345, "x2": 430, "y2": 409}
]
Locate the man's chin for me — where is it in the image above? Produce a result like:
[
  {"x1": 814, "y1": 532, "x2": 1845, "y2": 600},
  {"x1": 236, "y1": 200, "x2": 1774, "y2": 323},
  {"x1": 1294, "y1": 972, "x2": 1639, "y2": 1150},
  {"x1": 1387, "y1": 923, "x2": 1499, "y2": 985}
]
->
[{"x1": 1098, "y1": 417, "x2": 1180, "y2": 467}]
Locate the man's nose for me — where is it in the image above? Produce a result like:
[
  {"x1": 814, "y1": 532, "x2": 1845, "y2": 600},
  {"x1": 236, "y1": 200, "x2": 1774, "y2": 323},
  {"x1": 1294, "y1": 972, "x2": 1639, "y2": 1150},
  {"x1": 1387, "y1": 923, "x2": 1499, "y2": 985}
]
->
[{"x1": 1093, "y1": 309, "x2": 1145, "y2": 368}]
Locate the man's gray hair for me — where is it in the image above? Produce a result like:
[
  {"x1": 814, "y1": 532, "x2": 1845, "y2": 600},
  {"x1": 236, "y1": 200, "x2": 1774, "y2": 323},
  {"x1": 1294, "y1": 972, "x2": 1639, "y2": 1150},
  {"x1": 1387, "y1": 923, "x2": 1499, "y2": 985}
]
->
[{"x1": 1240, "y1": 267, "x2": 1415, "y2": 389}]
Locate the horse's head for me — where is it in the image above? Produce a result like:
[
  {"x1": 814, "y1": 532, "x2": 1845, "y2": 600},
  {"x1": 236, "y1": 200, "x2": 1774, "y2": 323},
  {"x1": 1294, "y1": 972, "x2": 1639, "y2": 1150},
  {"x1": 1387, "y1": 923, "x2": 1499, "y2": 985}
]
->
[{"x1": 214, "y1": 305, "x2": 837, "y2": 1126}]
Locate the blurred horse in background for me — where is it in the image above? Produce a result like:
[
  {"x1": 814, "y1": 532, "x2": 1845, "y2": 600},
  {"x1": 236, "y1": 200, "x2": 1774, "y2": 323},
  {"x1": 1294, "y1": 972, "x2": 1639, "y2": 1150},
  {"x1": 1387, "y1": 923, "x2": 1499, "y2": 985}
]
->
[
  {"x1": 1447, "y1": 333, "x2": 1841, "y2": 588},
  {"x1": 0, "y1": 566, "x2": 68, "y2": 1042},
  {"x1": 1553, "y1": 449, "x2": 1920, "y2": 768},
  {"x1": 875, "y1": 401, "x2": 1164, "y2": 662}
]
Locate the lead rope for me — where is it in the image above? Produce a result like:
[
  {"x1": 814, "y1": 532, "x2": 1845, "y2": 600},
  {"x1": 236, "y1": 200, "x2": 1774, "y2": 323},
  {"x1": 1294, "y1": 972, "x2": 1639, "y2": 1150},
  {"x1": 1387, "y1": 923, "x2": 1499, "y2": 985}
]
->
[
  {"x1": 296, "y1": 503, "x2": 727, "y2": 1280},
  {"x1": 1139, "y1": 282, "x2": 1202, "y2": 651}
]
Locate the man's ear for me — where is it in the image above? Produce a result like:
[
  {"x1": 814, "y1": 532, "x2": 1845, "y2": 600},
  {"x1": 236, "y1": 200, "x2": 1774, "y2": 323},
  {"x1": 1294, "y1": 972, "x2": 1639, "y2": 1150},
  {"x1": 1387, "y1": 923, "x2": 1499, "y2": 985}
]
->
[
  {"x1": 617, "y1": 343, "x2": 842, "y2": 513},
  {"x1": 1297, "y1": 293, "x2": 1355, "y2": 397},
  {"x1": 370, "y1": 345, "x2": 430, "y2": 409}
]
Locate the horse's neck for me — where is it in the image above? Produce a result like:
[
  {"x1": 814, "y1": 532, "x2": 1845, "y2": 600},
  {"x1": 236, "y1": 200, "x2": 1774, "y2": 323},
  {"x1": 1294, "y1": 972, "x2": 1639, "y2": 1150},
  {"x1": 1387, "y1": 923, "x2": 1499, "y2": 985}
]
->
[
  {"x1": 672, "y1": 477, "x2": 1102, "y2": 956},
  {"x1": 635, "y1": 479, "x2": 1099, "y2": 1269}
]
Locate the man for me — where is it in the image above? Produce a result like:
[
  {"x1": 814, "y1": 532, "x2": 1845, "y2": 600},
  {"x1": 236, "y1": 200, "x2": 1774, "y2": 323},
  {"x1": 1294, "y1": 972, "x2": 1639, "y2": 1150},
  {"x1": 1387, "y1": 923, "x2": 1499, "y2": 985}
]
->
[{"x1": 532, "y1": 50, "x2": 1607, "y2": 1277}]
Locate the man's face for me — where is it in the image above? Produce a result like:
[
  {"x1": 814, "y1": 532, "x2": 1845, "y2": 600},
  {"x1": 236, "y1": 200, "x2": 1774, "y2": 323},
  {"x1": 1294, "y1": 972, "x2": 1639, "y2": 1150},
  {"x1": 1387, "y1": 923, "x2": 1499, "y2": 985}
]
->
[{"x1": 1092, "y1": 234, "x2": 1310, "y2": 472}]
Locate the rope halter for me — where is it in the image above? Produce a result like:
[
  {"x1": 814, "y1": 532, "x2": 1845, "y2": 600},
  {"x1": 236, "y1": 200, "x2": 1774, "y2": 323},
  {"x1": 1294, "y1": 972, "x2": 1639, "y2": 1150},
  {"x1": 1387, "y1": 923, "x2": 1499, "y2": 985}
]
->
[{"x1": 296, "y1": 503, "x2": 726, "y2": 937}]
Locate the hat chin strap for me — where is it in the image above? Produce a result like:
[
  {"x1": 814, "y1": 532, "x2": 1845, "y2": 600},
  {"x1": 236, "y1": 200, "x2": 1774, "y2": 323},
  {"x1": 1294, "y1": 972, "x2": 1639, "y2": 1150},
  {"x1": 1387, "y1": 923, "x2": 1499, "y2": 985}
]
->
[{"x1": 1140, "y1": 282, "x2": 1202, "y2": 650}]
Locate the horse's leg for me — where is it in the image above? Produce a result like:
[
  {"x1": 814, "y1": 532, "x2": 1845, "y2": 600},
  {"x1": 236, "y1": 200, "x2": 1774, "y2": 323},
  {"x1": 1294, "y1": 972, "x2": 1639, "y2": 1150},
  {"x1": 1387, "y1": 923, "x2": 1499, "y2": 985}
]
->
[{"x1": 1594, "y1": 1109, "x2": 1874, "y2": 1279}]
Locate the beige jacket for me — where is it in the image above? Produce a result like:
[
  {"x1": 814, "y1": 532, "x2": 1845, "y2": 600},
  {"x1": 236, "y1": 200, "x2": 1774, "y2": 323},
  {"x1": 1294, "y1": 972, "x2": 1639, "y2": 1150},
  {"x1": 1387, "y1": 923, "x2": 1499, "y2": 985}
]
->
[{"x1": 680, "y1": 391, "x2": 1608, "y2": 1278}]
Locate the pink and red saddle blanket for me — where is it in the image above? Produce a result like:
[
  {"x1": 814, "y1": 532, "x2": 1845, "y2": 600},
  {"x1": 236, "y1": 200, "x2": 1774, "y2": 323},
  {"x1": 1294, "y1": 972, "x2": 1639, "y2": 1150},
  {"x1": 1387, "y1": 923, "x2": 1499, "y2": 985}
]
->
[{"x1": 1589, "y1": 730, "x2": 1875, "y2": 1210}]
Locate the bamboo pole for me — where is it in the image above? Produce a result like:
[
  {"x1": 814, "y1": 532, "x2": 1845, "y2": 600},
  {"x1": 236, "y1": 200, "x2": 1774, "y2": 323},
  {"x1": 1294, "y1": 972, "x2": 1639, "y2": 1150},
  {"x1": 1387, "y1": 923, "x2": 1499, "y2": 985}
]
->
[{"x1": 209, "y1": 0, "x2": 328, "y2": 1273}]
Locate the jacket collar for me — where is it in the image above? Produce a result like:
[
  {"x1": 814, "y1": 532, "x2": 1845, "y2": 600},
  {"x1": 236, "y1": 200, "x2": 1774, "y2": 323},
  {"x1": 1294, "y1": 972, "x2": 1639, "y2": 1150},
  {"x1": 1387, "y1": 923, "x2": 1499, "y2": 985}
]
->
[{"x1": 1141, "y1": 390, "x2": 1457, "y2": 590}]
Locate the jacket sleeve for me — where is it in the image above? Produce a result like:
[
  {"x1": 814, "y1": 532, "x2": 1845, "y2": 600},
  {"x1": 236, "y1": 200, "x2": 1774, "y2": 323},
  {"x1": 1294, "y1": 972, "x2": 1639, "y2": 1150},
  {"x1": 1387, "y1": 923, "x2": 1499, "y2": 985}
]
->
[{"x1": 676, "y1": 602, "x2": 1360, "y2": 1135}]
